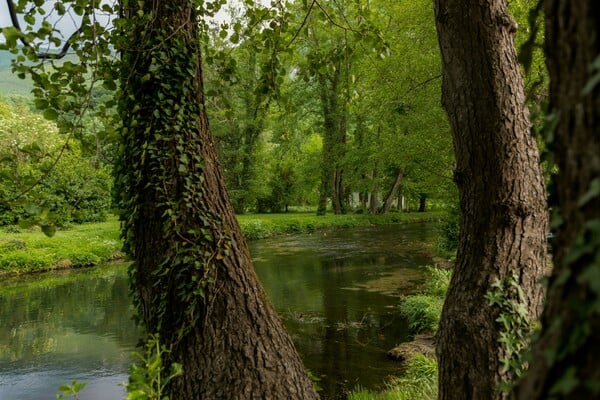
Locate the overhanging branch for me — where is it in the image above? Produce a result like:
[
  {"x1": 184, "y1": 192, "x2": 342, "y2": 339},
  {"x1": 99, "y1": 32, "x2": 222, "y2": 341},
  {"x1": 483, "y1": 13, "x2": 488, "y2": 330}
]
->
[{"x1": 5, "y1": 0, "x2": 85, "y2": 59}]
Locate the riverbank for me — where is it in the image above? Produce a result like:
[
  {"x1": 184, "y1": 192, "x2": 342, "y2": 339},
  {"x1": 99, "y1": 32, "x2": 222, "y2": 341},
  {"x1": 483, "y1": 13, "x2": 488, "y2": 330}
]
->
[{"x1": 0, "y1": 210, "x2": 443, "y2": 275}]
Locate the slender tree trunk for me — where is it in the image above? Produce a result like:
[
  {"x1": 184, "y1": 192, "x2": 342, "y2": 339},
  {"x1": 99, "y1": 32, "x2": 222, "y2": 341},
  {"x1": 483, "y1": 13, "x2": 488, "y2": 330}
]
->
[
  {"x1": 118, "y1": 2, "x2": 318, "y2": 398},
  {"x1": 316, "y1": 62, "x2": 347, "y2": 215},
  {"x1": 517, "y1": 2, "x2": 600, "y2": 398},
  {"x1": 236, "y1": 124, "x2": 261, "y2": 213},
  {"x1": 418, "y1": 193, "x2": 427, "y2": 212},
  {"x1": 380, "y1": 169, "x2": 404, "y2": 214},
  {"x1": 369, "y1": 166, "x2": 380, "y2": 214},
  {"x1": 433, "y1": 1, "x2": 548, "y2": 398}
]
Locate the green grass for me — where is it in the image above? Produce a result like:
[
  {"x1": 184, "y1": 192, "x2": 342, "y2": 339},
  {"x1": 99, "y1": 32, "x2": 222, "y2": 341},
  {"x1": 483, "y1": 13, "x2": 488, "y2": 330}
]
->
[
  {"x1": 237, "y1": 210, "x2": 443, "y2": 240},
  {"x1": 348, "y1": 354, "x2": 438, "y2": 400},
  {"x1": 0, "y1": 211, "x2": 441, "y2": 275},
  {"x1": 0, "y1": 216, "x2": 123, "y2": 275},
  {"x1": 398, "y1": 266, "x2": 451, "y2": 335}
]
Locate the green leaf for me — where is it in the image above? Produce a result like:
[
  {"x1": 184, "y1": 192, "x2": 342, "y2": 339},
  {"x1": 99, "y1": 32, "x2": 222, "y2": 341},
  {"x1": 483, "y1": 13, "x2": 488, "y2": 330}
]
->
[
  {"x1": 34, "y1": 98, "x2": 49, "y2": 110},
  {"x1": 24, "y1": 14, "x2": 36, "y2": 25},
  {"x1": 550, "y1": 367, "x2": 580, "y2": 395},
  {"x1": 582, "y1": 55, "x2": 600, "y2": 95},
  {"x1": 578, "y1": 178, "x2": 600, "y2": 207},
  {"x1": 1, "y1": 26, "x2": 22, "y2": 49},
  {"x1": 41, "y1": 224, "x2": 57, "y2": 237},
  {"x1": 103, "y1": 79, "x2": 117, "y2": 91},
  {"x1": 43, "y1": 108, "x2": 59, "y2": 120}
]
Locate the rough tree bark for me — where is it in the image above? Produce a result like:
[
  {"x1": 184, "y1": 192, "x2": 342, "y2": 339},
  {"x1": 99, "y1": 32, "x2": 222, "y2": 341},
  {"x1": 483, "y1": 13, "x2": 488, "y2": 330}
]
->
[
  {"x1": 117, "y1": 1, "x2": 318, "y2": 398},
  {"x1": 432, "y1": 0, "x2": 548, "y2": 398},
  {"x1": 517, "y1": 2, "x2": 600, "y2": 398}
]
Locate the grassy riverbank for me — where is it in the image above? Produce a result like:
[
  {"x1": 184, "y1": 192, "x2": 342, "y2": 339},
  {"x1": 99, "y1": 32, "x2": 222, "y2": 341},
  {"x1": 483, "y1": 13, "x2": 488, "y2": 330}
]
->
[{"x1": 0, "y1": 210, "x2": 443, "y2": 275}]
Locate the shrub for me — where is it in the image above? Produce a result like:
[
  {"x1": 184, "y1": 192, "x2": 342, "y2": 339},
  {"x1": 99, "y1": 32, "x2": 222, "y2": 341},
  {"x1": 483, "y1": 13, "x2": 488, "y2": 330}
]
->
[
  {"x1": 399, "y1": 295, "x2": 444, "y2": 334},
  {"x1": 399, "y1": 266, "x2": 450, "y2": 334},
  {"x1": 423, "y1": 266, "x2": 451, "y2": 298},
  {"x1": 0, "y1": 100, "x2": 113, "y2": 227}
]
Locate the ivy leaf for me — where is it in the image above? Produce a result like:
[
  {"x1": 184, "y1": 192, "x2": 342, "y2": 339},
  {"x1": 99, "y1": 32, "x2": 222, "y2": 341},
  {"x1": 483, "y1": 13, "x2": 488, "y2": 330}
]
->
[
  {"x1": 578, "y1": 178, "x2": 600, "y2": 207},
  {"x1": 582, "y1": 55, "x2": 600, "y2": 95},
  {"x1": 550, "y1": 367, "x2": 580, "y2": 396}
]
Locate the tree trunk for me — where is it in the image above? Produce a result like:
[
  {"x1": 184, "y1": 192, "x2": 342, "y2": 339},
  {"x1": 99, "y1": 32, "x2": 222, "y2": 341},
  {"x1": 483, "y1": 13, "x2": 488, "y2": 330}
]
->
[
  {"x1": 418, "y1": 193, "x2": 427, "y2": 213},
  {"x1": 433, "y1": 1, "x2": 548, "y2": 398},
  {"x1": 236, "y1": 123, "x2": 261, "y2": 213},
  {"x1": 117, "y1": 2, "x2": 318, "y2": 399},
  {"x1": 517, "y1": 2, "x2": 600, "y2": 398},
  {"x1": 380, "y1": 169, "x2": 404, "y2": 214},
  {"x1": 316, "y1": 61, "x2": 346, "y2": 215},
  {"x1": 369, "y1": 166, "x2": 380, "y2": 214}
]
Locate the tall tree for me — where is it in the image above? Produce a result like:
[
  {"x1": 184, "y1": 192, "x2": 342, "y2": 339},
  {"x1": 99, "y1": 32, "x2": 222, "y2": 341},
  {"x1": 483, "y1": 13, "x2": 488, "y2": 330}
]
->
[
  {"x1": 517, "y1": 2, "x2": 600, "y2": 398},
  {"x1": 432, "y1": 0, "x2": 548, "y2": 398},
  {"x1": 303, "y1": 8, "x2": 350, "y2": 215},
  {"x1": 115, "y1": 0, "x2": 318, "y2": 398}
]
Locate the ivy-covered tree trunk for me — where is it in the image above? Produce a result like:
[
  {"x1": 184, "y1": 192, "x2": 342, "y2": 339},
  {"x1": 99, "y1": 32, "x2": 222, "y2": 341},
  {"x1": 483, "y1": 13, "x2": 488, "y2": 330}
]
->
[
  {"x1": 117, "y1": 1, "x2": 318, "y2": 399},
  {"x1": 517, "y1": 2, "x2": 600, "y2": 398},
  {"x1": 433, "y1": 0, "x2": 548, "y2": 398}
]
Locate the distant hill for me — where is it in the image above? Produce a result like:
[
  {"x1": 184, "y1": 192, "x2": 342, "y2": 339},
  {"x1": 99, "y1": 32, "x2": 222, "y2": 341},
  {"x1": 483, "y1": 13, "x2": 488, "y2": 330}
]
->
[{"x1": 0, "y1": 50, "x2": 33, "y2": 97}]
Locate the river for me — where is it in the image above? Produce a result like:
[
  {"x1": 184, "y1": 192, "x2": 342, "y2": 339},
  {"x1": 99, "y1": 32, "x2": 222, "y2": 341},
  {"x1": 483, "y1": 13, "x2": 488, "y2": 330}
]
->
[{"x1": 0, "y1": 222, "x2": 437, "y2": 399}]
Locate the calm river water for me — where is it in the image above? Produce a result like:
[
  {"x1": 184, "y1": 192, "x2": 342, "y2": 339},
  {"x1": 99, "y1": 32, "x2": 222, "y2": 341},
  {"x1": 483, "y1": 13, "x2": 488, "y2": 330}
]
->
[{"x1": 0, "y1": 222, "x2": 437, "y2": 400}]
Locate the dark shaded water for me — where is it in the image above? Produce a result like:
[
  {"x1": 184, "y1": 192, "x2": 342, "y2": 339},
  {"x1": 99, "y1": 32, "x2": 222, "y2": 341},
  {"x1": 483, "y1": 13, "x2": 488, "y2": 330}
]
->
[{"x1": 0, "y1": 223, "x2": 437, "y2": 400}]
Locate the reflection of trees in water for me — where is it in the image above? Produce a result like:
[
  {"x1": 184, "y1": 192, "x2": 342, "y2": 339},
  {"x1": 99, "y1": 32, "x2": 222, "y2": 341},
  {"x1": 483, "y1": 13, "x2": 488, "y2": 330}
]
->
[
  {"x1": 321, "y1": 258, "x2": 351, "y2": 399},
  {"x1": 283, "y1": 257, "x2": 410, "y2": 399},
  {"x1": 256, "y1": 241, "x2": 419, "y2": 399},
  {"x1": 0, "y1": 269, "x2": 139, "y2": 363}
]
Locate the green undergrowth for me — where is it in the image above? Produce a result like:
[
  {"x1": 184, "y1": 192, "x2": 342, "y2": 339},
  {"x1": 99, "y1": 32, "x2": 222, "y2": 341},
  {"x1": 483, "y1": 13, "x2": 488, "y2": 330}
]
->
[
  {"x1": 0, "y1": 211, "x2": 441, "y2": 275},
  {"x1": 349, "y1": 268, "x2": 449, "y2": 400},
  {"x1": 399, "y1": 266, "x2": 451, "y2": 335},
  {"x1": 349, "y1": 354, "x2": 438, "y2": 400}
]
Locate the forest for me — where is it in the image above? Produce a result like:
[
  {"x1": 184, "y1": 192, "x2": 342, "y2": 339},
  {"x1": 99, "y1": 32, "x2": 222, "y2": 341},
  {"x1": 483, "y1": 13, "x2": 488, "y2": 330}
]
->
[{"x1": 0, "y1": 0, "x2": 599, "y2": 399}]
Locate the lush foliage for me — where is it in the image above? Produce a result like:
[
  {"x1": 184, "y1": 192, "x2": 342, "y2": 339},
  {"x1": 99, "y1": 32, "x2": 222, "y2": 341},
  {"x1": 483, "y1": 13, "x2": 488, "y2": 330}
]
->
[
  {"x1": 399, "y1": 266, "x2": 451, "y2": 334},
  {"x1": 348, "y1": 354, "x2": 438, "y2": 400},
  {"x1": 201, "y1": 0, "x2": 455, "y2": 215},
  {"x1": 126, "y1": 334, "x2": 183, "y2": 400},
  {"x1": 0, "y1": 98, "x2": 113, "y2": 228}
]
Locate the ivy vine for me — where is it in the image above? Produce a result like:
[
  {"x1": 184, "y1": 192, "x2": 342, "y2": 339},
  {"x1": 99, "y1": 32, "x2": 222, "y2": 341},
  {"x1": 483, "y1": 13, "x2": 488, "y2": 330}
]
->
[
  {"x1": 485, "y1": 274, "x2": 535, "y2": 394},
  {"x1": 115, "y1": 0, "x2": 233, "y2": 343}
]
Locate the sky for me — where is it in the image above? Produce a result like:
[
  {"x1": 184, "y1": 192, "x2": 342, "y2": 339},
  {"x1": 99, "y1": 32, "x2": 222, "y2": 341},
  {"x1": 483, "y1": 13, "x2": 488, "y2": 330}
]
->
[
  {"x1": 0, "y1": 0, "x2": 272, "y2": 45},
  {"x1": 1, "y1": 2, "x2": 12, "y2": 28},
  {"x1": 0, "y1": 1, "x2": 84, "y2": 47}
]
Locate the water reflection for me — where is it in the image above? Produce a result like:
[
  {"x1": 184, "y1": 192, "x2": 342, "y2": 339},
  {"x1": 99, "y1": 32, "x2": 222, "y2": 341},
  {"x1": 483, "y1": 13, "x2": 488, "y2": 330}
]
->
[
  {"x1": 0, "y1": 223, "x2": 437, "y2": 400},
  {"x1": 250, "y1": 223, "x2": 436, "y2": 398},
  {"x1": 0, "y1": 265, "x2": 140, "y2": 400}
]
